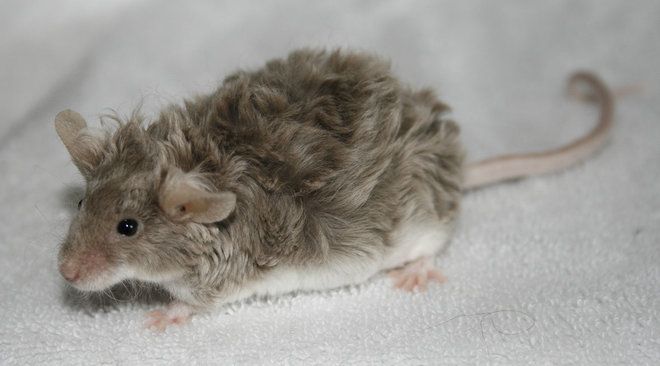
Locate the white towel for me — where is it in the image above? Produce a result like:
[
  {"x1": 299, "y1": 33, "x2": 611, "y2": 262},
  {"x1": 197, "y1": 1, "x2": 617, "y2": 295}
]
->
[{"x1": 1, "y1": 1, "x2": 659, "y2": 365}]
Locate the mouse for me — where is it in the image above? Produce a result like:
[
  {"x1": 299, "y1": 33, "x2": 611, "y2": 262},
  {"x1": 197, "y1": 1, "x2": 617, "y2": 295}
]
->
[{"x1": 53, "y1": 48, "x2": 613, "y2": 330}]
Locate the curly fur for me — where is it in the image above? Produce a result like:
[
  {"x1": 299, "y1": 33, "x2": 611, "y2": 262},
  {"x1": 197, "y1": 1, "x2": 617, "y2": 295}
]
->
[{"x1": 57, "y1": 48, "x2": 464, "y2": 310}]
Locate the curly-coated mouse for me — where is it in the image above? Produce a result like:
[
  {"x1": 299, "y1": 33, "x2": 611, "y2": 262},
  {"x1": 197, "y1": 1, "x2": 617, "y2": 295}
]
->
[{"x1": 54, "y1": 49, "x2": 613, "y2": 329}]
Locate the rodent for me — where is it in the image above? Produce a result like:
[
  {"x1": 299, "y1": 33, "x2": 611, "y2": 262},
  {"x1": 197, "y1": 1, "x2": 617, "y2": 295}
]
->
[{"x1": 54, "y1": 49, "x2": 613, "y2": 330}]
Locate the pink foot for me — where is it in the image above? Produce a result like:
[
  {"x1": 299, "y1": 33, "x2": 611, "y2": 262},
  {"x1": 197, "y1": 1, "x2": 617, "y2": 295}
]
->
[
  {"x1": 388, "y1": 257, "x2": 446, "y2": 292},
  {"x1": 144, "y1": 301, "x2": 194, "y2": 331}
]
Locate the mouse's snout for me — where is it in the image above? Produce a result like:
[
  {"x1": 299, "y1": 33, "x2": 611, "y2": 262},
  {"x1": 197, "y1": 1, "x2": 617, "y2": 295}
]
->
[
  {"x1": 58, "y1": 249, "x2": 110, "y2": 287},
  {"x1": 59, "y1": 261, "x2": 80, "y2": 282}
]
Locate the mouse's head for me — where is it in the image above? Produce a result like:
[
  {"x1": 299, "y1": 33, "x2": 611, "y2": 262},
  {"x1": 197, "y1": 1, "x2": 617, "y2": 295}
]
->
[{"x1": 54, "y1": 110, "x2": 236, "y2": 292}]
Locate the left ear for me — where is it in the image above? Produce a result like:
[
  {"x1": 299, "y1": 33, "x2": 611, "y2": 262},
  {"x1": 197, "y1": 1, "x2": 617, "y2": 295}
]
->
[
  {"x1": 54, "y1": 109, "x2": 107, "y2": 178},
  {"x1": 159, "y1": 167, "x2": 236, "y2": 224}
]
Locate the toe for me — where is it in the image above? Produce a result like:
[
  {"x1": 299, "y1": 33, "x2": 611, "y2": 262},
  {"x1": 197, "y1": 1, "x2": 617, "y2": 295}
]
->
[
  {"x1": 393, "y1": 273, "x2": 408, "y2": 288},
  {"x1": 388, "y1": 269, "x2": 402, "y2": 279},
  {"x1": 402, "y1": 276, "x2": 417, "y2": 292},
  {"x1": 145, "y1": 317, "x2": 164, "y2": 331},
  {"x1": 417, "y1": 277, "x2": 428, "y2": 292},
  {"x1": 428, "y1": 269, "x2": 446, "y2": 283}
]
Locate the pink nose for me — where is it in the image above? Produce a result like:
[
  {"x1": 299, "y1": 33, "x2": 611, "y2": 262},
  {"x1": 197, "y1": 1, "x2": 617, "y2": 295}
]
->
[{"x1": 59, "y1": 262, "x2": 80, "y2": 282}]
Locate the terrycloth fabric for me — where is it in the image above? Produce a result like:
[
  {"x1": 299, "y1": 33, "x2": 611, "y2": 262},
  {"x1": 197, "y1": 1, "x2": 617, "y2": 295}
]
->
[{"x1": 1, "y1": 1, "x2": 659, "y2": 365}]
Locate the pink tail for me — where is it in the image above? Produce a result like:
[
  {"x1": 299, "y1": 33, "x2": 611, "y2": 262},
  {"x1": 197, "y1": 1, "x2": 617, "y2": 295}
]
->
[{"x1": 463, "y1": 72, "x2": 614, "y2": 190}]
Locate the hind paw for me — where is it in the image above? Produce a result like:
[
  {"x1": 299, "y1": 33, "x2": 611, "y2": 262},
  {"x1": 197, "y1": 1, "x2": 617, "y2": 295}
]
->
[{"x1": 388, "y1": 257, "x2": 446, "y2": 292}]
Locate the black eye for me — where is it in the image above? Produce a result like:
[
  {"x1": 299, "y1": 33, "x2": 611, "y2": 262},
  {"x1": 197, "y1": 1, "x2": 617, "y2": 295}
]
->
[
  {"x1": 117, "y1": 219, "x2": 139, "y2": 236},
  {"x1": 77, "y1": 199, "x2": 83, "y2": 209}
]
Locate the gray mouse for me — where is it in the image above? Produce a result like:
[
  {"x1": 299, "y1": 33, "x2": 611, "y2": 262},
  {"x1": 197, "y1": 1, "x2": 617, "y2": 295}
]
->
[{"x1": 54, "y1": 49, "x2": 613, "y2": 330}]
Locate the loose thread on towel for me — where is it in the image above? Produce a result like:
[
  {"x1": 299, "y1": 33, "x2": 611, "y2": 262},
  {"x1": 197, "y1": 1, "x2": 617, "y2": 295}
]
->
[
  {"x1": 426, "y1": 309, "x2": 536, "y2": 335},
  {"x1": 422, "y1": 309, "x2": 536, "y2": 361}
]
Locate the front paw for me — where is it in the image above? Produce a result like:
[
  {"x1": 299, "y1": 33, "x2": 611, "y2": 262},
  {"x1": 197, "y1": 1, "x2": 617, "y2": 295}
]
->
[{"x1": 144, "y1": 301, "x2": 194, "y2": 331}]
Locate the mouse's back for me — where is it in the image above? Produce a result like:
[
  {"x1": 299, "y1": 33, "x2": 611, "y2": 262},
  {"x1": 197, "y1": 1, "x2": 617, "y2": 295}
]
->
[{"x1": 150, "y1": 48, "x2": 465, "y2": 273}]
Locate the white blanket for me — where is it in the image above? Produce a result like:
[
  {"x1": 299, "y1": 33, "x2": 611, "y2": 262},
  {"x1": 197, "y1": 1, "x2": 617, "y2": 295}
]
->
[{"x1": 1, "y1": 1, "x2": 659, "y2": 365}]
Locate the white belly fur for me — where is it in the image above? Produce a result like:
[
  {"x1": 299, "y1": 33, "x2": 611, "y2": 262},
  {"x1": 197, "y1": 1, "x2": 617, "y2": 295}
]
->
[
  {"x1": 382, "y1": 219, "x2": 450, "y2": 269},
  {"x1": 233, "y1": 219, "x2": 450, "y2": 302}
]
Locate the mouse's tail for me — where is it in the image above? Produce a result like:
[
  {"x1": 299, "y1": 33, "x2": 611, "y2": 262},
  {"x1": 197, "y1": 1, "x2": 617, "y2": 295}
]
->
[{"x1": 463, "y1": 71, "x2": 614, "y2": 191}]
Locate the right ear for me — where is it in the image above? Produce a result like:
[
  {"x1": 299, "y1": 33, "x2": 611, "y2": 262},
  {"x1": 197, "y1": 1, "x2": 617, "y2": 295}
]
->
[
  {"x1": 54, "y1": 109, "x2": 106, "y2": 178},
  {"x1": 159, "y1": 167, "x2": 237, "y2": 224}
]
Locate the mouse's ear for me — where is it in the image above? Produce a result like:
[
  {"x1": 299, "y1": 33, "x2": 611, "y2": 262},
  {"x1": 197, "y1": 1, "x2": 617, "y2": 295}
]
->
[
  {"x1": 159, "y1": 167, "x2": 236, "y2": 224},
  {"x1": 54, "y1": 109, "x2": 106, "y2": 178}
]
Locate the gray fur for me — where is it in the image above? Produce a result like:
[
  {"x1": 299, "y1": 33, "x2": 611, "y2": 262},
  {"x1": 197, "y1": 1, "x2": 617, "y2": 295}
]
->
[{"x1": 57, "y1": 49, "x2": 464, "y2": 309}]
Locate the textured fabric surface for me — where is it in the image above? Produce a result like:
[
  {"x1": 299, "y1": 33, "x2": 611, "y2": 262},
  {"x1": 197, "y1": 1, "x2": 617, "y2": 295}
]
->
[{"x1": 1, "y1": 1, "x2": 659, "y2": 365}]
